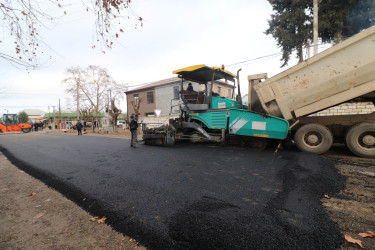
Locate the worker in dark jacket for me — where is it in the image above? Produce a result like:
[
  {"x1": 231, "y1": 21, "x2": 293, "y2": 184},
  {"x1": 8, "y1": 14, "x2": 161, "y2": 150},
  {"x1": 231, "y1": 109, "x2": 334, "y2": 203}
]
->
[
  {"x1": 129, "y1": 115, "x2": 138, "y2": 147},
  {"x1": 76, "y1": 120, "x2": 83, "y2": 135},
  {"x1": 187, "y1": 82, "x2": 194, "y2": 91}
]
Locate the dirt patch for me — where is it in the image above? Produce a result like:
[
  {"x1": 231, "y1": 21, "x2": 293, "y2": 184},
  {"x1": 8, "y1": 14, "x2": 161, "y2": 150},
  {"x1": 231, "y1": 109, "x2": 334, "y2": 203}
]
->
[
  {"x1": 324, "y1": 155, "x2": 375, "y2": 249},
  {"x1": 0, "y1": 153, "x2": 145, "y2": 250}
]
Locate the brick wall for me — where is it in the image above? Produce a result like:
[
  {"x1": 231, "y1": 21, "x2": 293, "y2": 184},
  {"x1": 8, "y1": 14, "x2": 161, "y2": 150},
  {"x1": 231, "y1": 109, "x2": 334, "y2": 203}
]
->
[{"x1": 309, "y1": 102, "x2": 375, "y2": 116}]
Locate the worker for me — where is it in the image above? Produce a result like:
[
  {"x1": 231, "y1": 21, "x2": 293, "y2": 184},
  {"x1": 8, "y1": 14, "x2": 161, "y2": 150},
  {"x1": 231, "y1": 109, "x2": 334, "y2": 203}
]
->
[
  {"x1": 187, "y1": 82, "x2": 194, "y2": 91},
  {"x1": 76, "y1": 120, "x2": 83, "y2": 135}
]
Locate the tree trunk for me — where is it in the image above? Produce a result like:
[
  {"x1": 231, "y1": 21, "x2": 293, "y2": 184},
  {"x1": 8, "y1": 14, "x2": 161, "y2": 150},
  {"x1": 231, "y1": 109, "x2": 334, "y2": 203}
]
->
[{"x1": 297, "y1": 43, "x2": 304, "y2": 63}]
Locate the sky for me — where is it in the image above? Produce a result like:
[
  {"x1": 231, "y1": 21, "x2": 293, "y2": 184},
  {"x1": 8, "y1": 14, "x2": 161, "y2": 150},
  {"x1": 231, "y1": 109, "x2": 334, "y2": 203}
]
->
[{"x1": 0, "y1": 0, "x2": 310, "y2": 115}]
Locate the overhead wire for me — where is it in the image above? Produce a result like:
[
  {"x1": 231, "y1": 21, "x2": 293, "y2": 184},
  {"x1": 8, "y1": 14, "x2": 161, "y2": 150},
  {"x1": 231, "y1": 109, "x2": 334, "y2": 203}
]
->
[{"x1": 225, "y1": 39, "x2": 338, "y2": 70}]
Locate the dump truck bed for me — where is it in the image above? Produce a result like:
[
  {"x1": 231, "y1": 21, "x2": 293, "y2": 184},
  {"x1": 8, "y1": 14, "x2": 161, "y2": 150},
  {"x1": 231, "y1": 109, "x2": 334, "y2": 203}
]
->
[{"x1": 252, "y1": 25, "x2": 375, "y2": 120}]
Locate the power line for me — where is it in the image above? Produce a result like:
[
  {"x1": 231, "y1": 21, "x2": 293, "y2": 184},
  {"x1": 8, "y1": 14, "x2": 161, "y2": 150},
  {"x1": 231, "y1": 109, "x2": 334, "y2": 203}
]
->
[
  {"x1": 0, "y1": 92, "x2": 62, "y2": 96},
  {"x1": 225, "y1": 39, "x2": 339, "y2": 70},
  {"x1": 0, "y1": 105, "x2": 49, "y2": 108}
]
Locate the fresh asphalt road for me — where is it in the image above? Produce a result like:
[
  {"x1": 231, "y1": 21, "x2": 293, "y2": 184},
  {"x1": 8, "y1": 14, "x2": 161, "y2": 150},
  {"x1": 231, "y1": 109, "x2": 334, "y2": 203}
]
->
[{"x1": 0, "y1": 133, "x2": 345, "y2": 249}]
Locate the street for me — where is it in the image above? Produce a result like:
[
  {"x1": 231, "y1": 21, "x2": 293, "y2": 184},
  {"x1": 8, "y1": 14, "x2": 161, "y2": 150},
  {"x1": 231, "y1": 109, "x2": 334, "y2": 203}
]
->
[{"x1": 0, "y1": 133, "x2": 358, "y2": 249}]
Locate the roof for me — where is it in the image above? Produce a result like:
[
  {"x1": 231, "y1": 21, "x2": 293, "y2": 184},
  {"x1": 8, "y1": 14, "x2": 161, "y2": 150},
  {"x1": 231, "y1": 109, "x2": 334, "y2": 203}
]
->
[
  {"x1": 21, "y1": 109, "x2": 46, "y2": 116},
  {"x1": 173, "y1": 64, "x2": 237, "y2": 83},
  {"x1": 126, "y1": 74, "x2": 235, "y2": 94},
  {"x1": 126, "y1": 77, "x2": 180, "y2": 94}
]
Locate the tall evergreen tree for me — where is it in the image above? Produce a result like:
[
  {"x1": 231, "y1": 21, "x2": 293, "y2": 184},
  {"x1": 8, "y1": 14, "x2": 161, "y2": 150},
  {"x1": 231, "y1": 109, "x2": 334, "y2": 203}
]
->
[
  {"x1": 265, "y1": 0, "x2": 313, "y2": 67},
  {"x1": 319, "y1": 0, "x2": 375, "y2": 43},
  {"x1": 266, "y1": 0, "x2": 375, "y2": 67}
]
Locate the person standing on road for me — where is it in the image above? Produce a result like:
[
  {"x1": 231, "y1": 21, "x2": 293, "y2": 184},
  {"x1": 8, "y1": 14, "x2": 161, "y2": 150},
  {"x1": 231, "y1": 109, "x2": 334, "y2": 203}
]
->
[
  {"x1": 129, "y1": 115, "x2": 138, "y2": 147},
  {"x1": 76, "y1": 120, "x2": 83, "y2": 136}
]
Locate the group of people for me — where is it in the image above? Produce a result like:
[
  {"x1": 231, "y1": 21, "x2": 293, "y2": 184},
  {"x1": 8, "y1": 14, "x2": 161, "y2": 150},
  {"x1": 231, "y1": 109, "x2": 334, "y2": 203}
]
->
[
  {"x1": 74, "y1": 116, "x2": 138, "y2": 148},
  {"x1": 32, "y1": 122, "x2": 44, "y2": 132}
]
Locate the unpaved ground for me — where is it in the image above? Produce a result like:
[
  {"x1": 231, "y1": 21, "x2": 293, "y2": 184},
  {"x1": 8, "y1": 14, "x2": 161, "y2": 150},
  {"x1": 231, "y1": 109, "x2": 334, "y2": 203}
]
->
[
  {"x1": 0, "y1": 152, "x2": 145, "y2": 250},
  {"x1": 0, "y1": 131, "x2": 374, "y2": 249},
  {"x1": 324, "y1": 148, "x2": 375, "y2": 249}
]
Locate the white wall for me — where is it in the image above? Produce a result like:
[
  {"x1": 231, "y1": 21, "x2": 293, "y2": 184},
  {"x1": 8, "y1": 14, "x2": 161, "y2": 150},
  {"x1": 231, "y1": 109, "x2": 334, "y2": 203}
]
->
[{"x1": 155, "y1": 81, "x2": 200, "y2": 117}]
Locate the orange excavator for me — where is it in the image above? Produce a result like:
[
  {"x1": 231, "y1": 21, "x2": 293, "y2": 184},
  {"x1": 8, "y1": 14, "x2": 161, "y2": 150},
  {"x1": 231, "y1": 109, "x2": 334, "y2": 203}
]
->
[{"x1": 0, "y1": 114, "x2": 32, "y2": 133}]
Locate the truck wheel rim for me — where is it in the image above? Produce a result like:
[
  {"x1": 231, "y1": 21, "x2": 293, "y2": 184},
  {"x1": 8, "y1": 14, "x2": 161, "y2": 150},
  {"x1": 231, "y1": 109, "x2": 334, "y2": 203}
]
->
[
  {"x1": 303, "y1": 131, "x2": 322, "y2": 147},
  {"x1": 358, "y1": 132, "x2": 375, "y2": 149}
]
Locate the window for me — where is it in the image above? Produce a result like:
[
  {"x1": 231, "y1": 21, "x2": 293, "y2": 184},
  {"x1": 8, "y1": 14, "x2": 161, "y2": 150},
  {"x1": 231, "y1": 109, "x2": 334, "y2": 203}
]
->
[
  {"x1": 147, "y1": 91, "x2": 154, "y2": 104},
  {"x1": 145, "y1": 112, "x2": 155, "y2": 117},
  {"x1": 217, "y1": 86, "x2": 222, "y2": 95},
  {"x1": 133, "y1": 94, "x2": 139, "y2": 98},
  {"x1": 227, "y1": 89, "x2": 231, "y2": 98},
  {"x1": 173, "y1": 86, "x2": 180, "y2": 99}
]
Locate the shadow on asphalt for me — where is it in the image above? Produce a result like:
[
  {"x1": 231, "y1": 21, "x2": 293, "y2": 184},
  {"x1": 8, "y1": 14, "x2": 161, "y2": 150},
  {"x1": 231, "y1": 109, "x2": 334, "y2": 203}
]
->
[{"x1": 0, "y1": 134, "x2": 345, "y2": 249}]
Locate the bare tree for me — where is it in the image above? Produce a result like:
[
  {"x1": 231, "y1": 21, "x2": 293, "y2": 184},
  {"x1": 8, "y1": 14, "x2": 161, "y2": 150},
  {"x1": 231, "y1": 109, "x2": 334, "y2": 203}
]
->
[
  {"x1": 0, "y1": 0, "x2": 143, "y2": 68},
  {"x1": 130, "y1": 96, "x2": 142, "y2": 116},
  {"x1": 110, "y1": 98, "x2": 121, "y2": 132},
  {"x1": 62, "y1": 65, "x2": 127, "y2": 132}
]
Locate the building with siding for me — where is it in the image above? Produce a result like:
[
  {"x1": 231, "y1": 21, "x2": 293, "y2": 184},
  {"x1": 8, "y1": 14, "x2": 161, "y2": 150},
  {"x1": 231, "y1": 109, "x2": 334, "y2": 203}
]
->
[
  {"x1": 44, "y1": 112, "x2": 110, "y2": 129},
  {"x1": 125, "y1": 77, "x2": 234, "y2": 120}
]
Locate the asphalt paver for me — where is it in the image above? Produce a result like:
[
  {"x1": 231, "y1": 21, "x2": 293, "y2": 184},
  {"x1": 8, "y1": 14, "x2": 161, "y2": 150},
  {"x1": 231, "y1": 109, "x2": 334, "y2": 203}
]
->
[{"x1": 0, "y1": 133, "x2": 345, "y2": 249}]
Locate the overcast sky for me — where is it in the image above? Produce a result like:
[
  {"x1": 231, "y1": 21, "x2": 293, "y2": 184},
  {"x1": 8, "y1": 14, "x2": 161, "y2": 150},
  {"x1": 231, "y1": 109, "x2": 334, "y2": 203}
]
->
[{"x1": 0, "y1": 0, "x2": 306, "y2": 115}]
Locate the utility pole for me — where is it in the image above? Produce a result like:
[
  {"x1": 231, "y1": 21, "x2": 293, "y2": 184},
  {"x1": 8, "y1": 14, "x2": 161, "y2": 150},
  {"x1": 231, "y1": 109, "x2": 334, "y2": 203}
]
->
[
  {"x1": 48, "y1": 106, "x2": 50, "y2": 126},
  {"x1": 313, "y1": 0, "x2": 319, "y2": 55},
  {"x1": 76, "y1": 80, "x2": 79, "y2": 121},
  {"x1": 53, "y1": 106, "x2": 56, "y2": 130},
  {"x1": 307, "y1": 39, "x2": 311, "y2": 59},
  {"x1": 59, "y1": 98, "x2": 61, "y2": 129}
]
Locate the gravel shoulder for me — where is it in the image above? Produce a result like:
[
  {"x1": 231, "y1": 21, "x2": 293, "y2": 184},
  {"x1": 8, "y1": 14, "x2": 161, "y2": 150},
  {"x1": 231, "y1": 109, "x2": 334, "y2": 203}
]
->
[
  {"x1": 323, "y1": 152, "x2": 375, "y2": 250},
  {"x1": 0, "y1": 152, "x2": 145, "y2": 250}
]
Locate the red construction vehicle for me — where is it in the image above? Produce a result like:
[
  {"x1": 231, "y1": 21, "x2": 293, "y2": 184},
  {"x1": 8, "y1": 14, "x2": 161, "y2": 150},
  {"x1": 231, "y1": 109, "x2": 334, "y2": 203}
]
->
[{"x1": 0, "y1": 114, "x2": 32, "y2": 133}]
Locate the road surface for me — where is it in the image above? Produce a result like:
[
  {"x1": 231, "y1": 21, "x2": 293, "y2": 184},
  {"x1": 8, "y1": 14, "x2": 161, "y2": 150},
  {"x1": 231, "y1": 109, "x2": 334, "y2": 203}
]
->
[{"x1": 0, "y1": 133, "x2": 345, "y2": 249}]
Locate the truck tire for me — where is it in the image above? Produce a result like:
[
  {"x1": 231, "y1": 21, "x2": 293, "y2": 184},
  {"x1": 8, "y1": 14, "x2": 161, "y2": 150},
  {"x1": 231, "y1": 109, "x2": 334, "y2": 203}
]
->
[
  {"x1": 22, "y1": 128, "x2": 31, "y2": 133},
  {"x1": 345, "y1": 123, "x2": 375, "y2": 158},
  {"x1": 294, "y1": 123, "x2": 333, "y2": 154}
]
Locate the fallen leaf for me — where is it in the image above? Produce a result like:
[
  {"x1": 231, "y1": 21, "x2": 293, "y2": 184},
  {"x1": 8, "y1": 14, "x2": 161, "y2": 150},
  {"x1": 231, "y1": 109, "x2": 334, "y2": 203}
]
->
[
  {"x1": 90, "y1": 216, "x2": 99, "y2": 222},
  {"x1": 34, "y1": 212, "x2": 45, "y2": 219},
  {"x1": 97, "y1": 216, "x2": 107, "y2": 224},
  {"x1": 358, "y1": 231, "x2": 375, "y2": 238},
  {"x1": 345, "y1": 234, "x2": 363, "y2": 248},
  {"x1": 29, "y1": 192, "x2": 37, "y2": 197},
  {"x1": 324, "y1": 194, "x2": 331, "y2": 199}
]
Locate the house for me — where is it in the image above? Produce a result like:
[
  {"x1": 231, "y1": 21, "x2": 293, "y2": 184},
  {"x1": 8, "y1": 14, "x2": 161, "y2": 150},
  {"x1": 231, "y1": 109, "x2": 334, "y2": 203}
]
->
[
  {"x1": 21, "y1": 109, "x2": 46, "y2": 123},
  {"x1": 125, "y1": 77, "x2": 235, "y2": 120},
  {"x1": 43, "y1": 112, "x2": 110, "y2": 129}
]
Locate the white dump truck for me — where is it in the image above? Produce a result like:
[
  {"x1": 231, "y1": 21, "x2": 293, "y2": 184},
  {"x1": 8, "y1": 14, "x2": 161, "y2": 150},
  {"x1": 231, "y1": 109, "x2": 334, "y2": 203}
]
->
[{"x1": 248, "y1": 25, "x2": 375, "y2": 158}]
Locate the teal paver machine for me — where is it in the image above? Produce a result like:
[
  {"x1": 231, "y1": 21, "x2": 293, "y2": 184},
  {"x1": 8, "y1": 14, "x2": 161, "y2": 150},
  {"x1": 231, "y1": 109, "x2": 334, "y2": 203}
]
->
[{"x1": 142, "y1": 65, "x2": 289, "y2": 148}]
